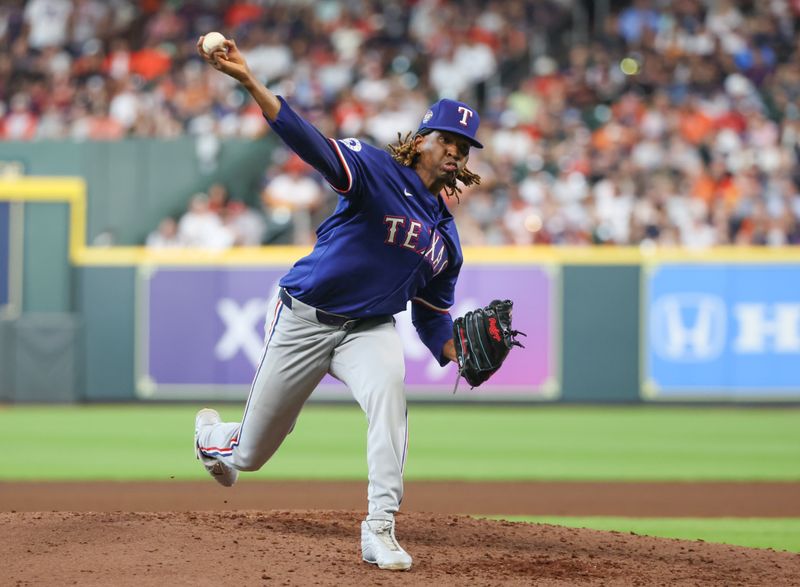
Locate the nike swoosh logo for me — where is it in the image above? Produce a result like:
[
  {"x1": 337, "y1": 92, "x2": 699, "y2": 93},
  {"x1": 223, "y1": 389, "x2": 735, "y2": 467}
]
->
[{"x1": 403, "y1": 189, "x2": 413, "y2": 197}]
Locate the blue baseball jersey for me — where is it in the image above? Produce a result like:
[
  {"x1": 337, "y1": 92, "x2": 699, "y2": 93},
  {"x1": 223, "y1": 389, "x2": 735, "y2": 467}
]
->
[{"x1": 267, "y1": 98, "x2": 461, "y2": 364}]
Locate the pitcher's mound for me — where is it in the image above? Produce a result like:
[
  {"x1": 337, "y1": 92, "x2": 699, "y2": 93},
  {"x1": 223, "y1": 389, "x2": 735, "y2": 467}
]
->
[{"x1": 2, "y1": 510, "x2": 798, "y2": 586}]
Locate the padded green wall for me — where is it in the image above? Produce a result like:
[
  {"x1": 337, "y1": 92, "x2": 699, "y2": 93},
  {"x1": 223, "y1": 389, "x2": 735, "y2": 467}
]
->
[
  {"x1": 560, "y1": 265, "x2": 641, "y2": 402},
  {"x1": 23, "y1": 203, "x2": 70, "y2": 312},
  {"x1": 75, "y1": 267, "x2": 136, "y2": 400}
]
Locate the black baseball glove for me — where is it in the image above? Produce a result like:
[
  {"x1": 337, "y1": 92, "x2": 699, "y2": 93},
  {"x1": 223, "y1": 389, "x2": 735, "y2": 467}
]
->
[{"x1": 452, "y1": 299, "x2": 526, "y2": 388}]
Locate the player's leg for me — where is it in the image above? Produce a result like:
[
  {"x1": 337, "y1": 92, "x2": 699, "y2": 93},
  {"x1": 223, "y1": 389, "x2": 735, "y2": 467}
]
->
[
  {"x1": 329, "y1": 321, "x2": 412, "y2": 570},
  {"x1": 196, "y1": 289, "x2": 337, "y2": 475},
  {"x1": 330, "y1": 321, "x2": 408, "y2": 519}
]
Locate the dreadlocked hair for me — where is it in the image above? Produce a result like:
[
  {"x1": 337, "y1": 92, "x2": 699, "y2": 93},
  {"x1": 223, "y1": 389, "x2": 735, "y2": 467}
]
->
[{"x1": 388, "y1": 131, "x2": 481, "y2": 200}]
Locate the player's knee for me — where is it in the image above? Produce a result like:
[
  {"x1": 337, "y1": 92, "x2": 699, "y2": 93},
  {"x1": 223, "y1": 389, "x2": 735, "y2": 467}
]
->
[
  {"x1": 233, "y1": 447, "x2": 270, "y2": 472},
  {"x1": 369, "y1": 361, "x2": 406, "y2": 406},
  {"x1": 235, "y1": 460, "x2": 262, "y2": 472}
]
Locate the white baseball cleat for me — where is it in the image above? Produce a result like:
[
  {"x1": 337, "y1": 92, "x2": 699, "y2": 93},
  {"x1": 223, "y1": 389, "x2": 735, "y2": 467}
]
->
[
  {"x1": 361, "y1": 519, "x2": 412, "y2": 571},
  {"x1": 194, "y1": 408, "x2": 238, "y2": 487}
]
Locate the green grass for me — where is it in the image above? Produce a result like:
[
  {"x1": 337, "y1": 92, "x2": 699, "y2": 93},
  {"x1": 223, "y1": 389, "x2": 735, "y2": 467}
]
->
[
  {"x1": 492, "y1": 516, "x2": 800, "y2": 553},
  {"x1": 0, "y1": 404, "x2": 798, "y2": 481}
]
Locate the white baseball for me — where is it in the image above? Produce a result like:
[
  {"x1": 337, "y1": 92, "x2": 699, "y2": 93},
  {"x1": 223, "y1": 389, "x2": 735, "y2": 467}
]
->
[{"x1": 202, "y1": 32, "x2": 227, "y2": 54}]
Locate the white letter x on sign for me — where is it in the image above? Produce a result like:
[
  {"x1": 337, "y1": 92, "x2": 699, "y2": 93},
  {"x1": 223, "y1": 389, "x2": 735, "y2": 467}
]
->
[{"x1": 215, "y1": 298, "x2": 268, "y2": 367}]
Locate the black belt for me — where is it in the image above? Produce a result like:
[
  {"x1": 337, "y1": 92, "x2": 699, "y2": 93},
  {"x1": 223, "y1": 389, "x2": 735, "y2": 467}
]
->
[{"x1": 279, "y1": 288, "x2": 392, "y2": 331}]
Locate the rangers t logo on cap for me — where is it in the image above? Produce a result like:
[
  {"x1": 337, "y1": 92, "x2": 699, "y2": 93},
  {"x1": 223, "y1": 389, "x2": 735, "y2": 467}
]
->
[{"x1": 417, "y1": 99, "x2": 483, "y2": 149}]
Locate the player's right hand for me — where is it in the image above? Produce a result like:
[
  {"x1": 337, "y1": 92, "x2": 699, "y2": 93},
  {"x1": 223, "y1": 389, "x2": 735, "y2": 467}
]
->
[{"x1": 197, "y1": 36, "x2": 251, "y2": 84}]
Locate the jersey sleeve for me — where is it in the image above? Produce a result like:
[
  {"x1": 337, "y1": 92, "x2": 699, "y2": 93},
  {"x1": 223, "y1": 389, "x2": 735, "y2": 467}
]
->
[
  {"x1": 411, "y1": 263, "x2": 460, "y2": 367},
  {"x1": 266, "y1": 97, "x2": 364, "y2": 196}
]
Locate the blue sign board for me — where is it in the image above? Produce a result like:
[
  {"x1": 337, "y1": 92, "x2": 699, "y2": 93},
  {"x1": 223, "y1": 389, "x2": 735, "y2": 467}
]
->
[{"x1": 645, "y1": 264, "x2": 800, "y2": 398}]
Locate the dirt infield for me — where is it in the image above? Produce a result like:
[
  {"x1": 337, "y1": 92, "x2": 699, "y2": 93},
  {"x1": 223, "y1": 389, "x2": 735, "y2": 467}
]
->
[
  {"x1": 2, "y1": 482, "x2": 799, "y2": 586},
  {"x1": 3, "y1": 480, "x2": 800, "y2": 516}
]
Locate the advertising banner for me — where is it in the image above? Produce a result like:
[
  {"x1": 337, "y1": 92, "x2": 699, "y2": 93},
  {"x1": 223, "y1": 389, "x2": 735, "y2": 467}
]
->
[
  {"x1": 644, "y1": 264, "x2": 800, "y2": 399},
  {"x1": 138, "y1": 265, "x2": 556, "y2": 400}
]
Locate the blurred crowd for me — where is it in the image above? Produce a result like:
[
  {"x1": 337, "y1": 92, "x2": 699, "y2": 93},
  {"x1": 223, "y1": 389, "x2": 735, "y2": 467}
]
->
[
  {"x1": 145, "y1": 156, "x2": 324, "y2": 247},
  {"x1": 4, "y1": 0, "x2": 800, "y2": 247}
]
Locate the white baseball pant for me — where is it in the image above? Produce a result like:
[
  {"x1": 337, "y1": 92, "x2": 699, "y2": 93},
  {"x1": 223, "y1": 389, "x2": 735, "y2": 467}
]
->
[{"x1": 196, "y1": 287, "x2": 408, "y2": 521}]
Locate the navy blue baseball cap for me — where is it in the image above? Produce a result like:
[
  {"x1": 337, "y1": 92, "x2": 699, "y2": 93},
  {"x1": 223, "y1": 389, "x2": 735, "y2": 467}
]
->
[{"x1": 417, "y1": 99, "x2": 483, "y2": 149}]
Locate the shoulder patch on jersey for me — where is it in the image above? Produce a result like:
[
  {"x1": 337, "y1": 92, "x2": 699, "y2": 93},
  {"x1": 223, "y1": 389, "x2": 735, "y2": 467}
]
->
[{"x1": 339, "y1": 138, "x2": 362, "y2": 152}]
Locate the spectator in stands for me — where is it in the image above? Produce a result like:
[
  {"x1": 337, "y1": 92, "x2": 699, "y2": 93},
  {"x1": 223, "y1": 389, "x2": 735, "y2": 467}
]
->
[
  {"x1": 70, "y1": 0, "x2": 111, "y2": 54},
  {"x1": 146, "y1": 217, "x2": 181, "y2": 249},
  {"x1": 260, "y1": 153, "x2": 324, "y2": 245},
  {"x1": 207, "y1": 182, "x2": 230, "y2": 215},
  {"x1": 22, "y1": 0, "x2": 71, "y2": 51},
  {"x1": 177, "y1": 192, "x2": 234, "y2": 250},
  {"x1": 223, "y1": 199, "x2": 266, "y2": 246},
  {"x1": 2, "y1": 92, "x2": 37, "y2": 139}
]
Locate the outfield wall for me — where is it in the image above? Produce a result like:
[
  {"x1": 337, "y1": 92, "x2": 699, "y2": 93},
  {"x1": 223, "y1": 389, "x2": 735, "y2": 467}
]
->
[{"x1": 2, "y1": 176, "x2": 800, "y2": 403}]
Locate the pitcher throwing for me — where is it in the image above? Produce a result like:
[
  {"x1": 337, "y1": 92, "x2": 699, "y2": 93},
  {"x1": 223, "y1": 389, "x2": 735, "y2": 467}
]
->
[{"x1": 194, "y1": 34, "x2": 483, "y2": 571}]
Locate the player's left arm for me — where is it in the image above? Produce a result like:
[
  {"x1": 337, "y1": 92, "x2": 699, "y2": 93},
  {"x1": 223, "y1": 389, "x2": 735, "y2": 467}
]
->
[{"x1": 411, "y1": 264, "x2": 460, "y2": 366}]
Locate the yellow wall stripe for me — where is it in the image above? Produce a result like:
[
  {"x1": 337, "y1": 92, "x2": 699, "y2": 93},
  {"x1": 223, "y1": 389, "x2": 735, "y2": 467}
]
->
[{"x1": 0, "y1": 177, "x2": 86, "y2": 264}]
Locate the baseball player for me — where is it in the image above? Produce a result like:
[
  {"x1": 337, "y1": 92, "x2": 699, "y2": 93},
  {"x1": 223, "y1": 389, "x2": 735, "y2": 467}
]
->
[{"x1": 194, "y1": 35, "x2": 482, "y2": 572}]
